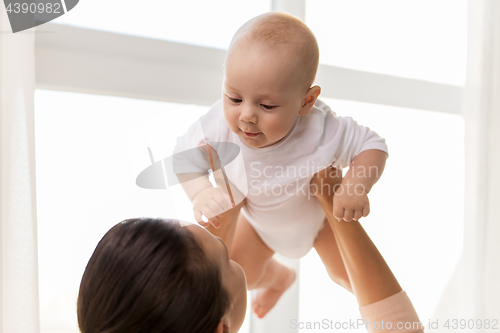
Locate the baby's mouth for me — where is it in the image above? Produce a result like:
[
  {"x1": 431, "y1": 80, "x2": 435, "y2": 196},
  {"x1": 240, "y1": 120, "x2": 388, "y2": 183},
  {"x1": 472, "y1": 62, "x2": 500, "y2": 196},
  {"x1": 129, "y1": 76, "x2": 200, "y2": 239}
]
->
[{"x1": 242, "y1": 129, "x2": 261, "y2": 138}]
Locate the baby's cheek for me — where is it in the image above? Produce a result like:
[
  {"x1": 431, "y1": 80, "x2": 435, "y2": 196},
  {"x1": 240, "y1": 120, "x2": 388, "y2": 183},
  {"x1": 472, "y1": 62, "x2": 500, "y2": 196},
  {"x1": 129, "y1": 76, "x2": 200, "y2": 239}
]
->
[
  {"x1": 269, "y1": 116, "x2": 291, "y2": 135},
  {"x1": 223, "y1": 107, "x2": 237, "y2": 128}
]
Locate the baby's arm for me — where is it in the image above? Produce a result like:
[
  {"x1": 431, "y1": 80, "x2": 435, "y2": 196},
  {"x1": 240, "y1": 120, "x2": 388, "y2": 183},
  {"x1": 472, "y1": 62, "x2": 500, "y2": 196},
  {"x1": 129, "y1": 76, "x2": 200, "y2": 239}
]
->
[
  {"x1": 333, "y1": 149, "x2": 388, "y2": 222},
  {"x1": 172, "y1": 102, "x2": 239, "y2": 228},
  {"x1": 176, "y1": 143, "x2": 237, "y2": 228}
]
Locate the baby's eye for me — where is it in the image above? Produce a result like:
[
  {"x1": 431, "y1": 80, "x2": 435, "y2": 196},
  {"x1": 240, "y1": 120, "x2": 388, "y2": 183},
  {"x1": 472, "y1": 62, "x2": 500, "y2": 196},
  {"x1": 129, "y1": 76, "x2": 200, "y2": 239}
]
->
[
  {"x1": 227, "y1": 95, "x2": 242, "y2": 104},
  {"x1": 261, "y1": 104, "x2": 276, "y2": 110}
]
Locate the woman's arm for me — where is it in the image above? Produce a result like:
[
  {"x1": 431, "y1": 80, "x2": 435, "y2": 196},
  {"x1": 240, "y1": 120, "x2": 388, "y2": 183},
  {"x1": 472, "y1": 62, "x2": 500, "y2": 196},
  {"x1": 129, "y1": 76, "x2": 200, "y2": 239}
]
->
[{"x1": 311, "y1": 170, "x2": 424, "y2": 332}]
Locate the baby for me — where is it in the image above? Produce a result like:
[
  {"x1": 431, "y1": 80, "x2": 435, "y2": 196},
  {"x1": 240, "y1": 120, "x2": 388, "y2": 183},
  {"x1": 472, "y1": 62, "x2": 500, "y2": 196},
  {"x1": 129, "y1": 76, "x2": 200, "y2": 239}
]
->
[{"x1": 173, "y1": 12, "x2": 388, "y2": 318}]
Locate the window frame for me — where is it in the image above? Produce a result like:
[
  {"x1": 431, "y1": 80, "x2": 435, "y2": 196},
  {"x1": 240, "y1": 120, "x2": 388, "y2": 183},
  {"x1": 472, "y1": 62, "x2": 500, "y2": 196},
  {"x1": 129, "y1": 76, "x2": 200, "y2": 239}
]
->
[{"x1": 35, "y1": 23, "x2": 462, "y2": 114}]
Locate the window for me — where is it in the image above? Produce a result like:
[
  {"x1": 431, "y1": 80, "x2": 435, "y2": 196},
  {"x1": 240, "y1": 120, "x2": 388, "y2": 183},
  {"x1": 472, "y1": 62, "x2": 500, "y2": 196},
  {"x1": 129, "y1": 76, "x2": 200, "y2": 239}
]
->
[
  {"x1": 306, "y1": 0, "x2": 467, "y2": 85},
  {"x1": 52, "y1": 0, "x2": 271, "y2": 49},
  {"x1": 35, "y1": 1, "x2": 467, "y2": 331}
]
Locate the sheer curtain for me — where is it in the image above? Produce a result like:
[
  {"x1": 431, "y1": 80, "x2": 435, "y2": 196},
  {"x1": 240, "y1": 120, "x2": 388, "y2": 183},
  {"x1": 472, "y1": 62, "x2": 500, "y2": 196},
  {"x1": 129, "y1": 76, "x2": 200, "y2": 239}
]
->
[
  {"x1": 431, "y1": 0, "x2": 500, "y2": 327},
  {"x1": 0, "y1": 7, "x2": 40, "y2": 333}
]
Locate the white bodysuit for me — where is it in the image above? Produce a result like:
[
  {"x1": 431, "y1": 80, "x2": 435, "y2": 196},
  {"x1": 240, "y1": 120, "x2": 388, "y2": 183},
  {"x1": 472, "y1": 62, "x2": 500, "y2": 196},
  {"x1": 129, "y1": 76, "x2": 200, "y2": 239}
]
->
[{"x1": 173, "y1": 99, "x2": 388, "y2": 259}]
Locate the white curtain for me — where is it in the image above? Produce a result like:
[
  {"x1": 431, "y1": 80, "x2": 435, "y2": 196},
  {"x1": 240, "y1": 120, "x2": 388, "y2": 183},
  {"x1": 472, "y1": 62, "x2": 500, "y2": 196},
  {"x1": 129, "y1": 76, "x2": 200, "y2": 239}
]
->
[
  {"x1": 431, "y1": 0, "x2": 500, "y2": 329},
  {"x1": 0, "y1": 7, "x2": 40, "y2": 333}
]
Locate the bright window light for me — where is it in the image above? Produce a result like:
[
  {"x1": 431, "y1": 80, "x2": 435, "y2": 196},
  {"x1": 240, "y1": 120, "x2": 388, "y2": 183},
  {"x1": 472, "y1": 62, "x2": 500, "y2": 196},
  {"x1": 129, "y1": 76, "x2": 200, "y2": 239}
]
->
[
  {"x1": 306, "y1": 0, "x2": 467, "y2": 85},
  {"x1": 35, "y1": 1, "x2": 467, "y2": 330},
  {"x1": 35, "y1": 89, "x2": 252, "y2": 333},
  {"x1": 299, "y1": 98, "x2": 465, "y2": 328},
  {"x1": 51, "y1": 0, "x2": 271, "y2": 49}
]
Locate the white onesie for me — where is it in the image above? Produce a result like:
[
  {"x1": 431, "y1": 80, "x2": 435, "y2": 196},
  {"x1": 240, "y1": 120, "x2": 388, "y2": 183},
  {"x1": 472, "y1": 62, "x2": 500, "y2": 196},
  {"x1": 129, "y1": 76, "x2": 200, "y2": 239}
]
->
[{"x1": 173, "y1": 99, "x2": 388, "y2": 259}]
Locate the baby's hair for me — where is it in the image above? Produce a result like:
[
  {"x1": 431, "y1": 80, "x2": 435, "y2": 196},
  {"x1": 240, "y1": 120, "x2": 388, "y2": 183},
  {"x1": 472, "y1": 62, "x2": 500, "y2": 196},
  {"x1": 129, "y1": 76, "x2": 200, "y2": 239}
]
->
[
  {"x1": 229, "y1": 12, "x2": 320, "y2": 89},
  {"x1": 77, "y1": 217, "x2": 230, "y2": 333}
]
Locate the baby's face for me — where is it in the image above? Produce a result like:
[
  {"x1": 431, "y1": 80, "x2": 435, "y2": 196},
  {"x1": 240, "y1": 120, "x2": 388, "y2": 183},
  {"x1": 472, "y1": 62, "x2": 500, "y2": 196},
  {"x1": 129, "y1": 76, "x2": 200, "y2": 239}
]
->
[{"x1": 222, "y1": 41, "x2": 307, "y2": 148}]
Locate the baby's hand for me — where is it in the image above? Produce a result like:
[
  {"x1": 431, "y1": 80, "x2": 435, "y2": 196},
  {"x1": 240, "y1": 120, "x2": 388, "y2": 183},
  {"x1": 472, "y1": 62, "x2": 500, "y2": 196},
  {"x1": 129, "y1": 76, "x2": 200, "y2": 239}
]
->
[
  {"x1": 333, "y1": 183, "x2": 370, "y2": 222},
  {"x1": 193, "y1": 186, "x2": 233, "y2": 229}
]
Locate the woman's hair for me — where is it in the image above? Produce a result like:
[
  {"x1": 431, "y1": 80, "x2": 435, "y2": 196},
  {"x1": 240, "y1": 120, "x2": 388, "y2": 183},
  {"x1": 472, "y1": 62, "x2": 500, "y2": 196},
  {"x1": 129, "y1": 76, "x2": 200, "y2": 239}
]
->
[{"x1": 77, "y1": 217, "x2": 231, "y2": 333}]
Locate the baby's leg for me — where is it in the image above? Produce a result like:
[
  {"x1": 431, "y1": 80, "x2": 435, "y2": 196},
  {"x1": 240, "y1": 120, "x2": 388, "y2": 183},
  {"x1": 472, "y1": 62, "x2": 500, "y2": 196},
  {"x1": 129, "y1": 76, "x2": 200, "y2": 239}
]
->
[
  {"x1": 311, "y1": 167, "x2": 353, "y2": 292},
  {"x1": 230, "y1": 213, "x2": 296, "y2": 319},
  {"x1": 314, "y1": 219, "x2": 352, "y2": 292}
]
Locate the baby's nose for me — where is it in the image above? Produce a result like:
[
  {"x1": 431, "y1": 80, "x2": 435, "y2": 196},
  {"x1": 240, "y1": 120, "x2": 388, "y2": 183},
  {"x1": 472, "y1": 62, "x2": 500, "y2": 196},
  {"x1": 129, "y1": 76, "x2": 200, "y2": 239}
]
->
[{"x1": 239, "y1": 104, "x2": 257, "y2": 123}]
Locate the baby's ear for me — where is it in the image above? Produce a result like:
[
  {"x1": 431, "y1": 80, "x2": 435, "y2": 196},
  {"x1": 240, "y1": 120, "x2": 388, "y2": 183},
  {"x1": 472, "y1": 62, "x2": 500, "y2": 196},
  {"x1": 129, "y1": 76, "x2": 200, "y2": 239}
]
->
[{"x1": 299, "y1": 85, "x2": 321, "y2": 116}]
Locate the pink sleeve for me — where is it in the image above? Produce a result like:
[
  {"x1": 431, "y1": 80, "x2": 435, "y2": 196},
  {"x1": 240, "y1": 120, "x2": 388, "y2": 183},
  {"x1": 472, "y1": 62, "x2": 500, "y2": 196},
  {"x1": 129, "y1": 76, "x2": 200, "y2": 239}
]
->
[{"x1": 359, "y1": 290, "x2": 425, "y2": 333}]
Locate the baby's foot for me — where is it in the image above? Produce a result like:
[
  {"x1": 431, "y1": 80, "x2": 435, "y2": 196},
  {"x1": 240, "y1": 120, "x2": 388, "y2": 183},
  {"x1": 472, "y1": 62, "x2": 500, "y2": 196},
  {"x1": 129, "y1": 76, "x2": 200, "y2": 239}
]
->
[{"x1": 251, "y1": 266, "x2": 296, "y2": 318}]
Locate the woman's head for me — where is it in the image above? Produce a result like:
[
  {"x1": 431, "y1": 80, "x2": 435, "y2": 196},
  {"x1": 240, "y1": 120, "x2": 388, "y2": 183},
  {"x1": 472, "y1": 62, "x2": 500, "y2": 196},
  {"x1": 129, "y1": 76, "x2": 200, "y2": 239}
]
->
[{"x1": 77, "y1": 217, "x2": 247, "y2": 333}]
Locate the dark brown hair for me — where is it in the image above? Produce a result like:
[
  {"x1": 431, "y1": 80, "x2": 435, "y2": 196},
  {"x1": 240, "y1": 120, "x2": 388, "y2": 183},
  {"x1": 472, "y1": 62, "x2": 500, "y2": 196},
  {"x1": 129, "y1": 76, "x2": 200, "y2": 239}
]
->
[{"x1": 77, "y1": 218, "x2": 230, "y2": 333}]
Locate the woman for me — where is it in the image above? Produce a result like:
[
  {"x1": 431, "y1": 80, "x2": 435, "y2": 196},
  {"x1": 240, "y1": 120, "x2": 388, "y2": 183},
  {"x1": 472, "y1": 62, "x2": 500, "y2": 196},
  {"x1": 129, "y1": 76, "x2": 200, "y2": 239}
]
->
[
  {"x1": 77, "y1": 171, "x2": 424, "y2": 333},
  {"x1": 77, "y1": 217, "x2": 246, "y2": 333}
]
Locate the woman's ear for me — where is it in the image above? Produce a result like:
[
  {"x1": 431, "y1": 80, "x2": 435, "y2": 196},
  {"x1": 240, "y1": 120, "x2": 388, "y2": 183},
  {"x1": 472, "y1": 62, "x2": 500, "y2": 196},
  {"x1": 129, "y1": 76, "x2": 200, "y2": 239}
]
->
[
  {"x1": 214, "y1": 321, "x2": 230, "y2": 333},
  {"x1": 299, "y1": 85, "x2": 321, "y2": 116},
  {"x1": 214, "y1": 321, "x2": 224, "y2": 333}
]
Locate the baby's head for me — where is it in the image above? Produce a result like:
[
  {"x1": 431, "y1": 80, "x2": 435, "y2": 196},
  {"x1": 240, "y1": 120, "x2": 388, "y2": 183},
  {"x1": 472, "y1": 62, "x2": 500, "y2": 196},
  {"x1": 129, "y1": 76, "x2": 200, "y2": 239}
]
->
[{"x1": 222, "y1": 12, "x2": 320, "y2": 148}]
